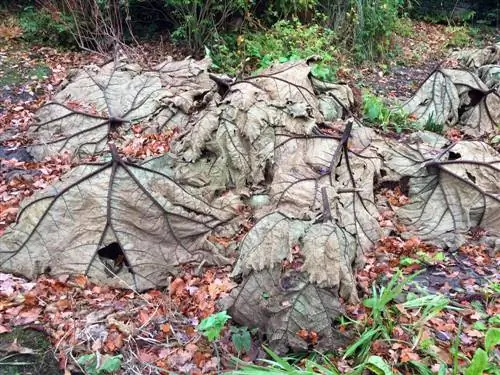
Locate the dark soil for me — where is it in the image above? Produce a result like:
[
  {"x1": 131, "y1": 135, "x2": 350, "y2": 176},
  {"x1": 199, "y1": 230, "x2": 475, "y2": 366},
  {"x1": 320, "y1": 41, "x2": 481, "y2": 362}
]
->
[
  {"x1": 0, "y1": 326, "x2": 60, "y2": 375},
  {"x1": 358, "y1": 59, "x2": 442, "y2": 98}
]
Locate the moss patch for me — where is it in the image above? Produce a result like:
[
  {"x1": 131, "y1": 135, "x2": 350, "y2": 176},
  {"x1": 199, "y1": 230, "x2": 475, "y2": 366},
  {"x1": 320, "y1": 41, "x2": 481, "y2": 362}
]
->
[
  {"x1": 0, "y1": 327, "x2": 60, "y2": 375},
  {"x1": 0, "y1": 60, "x2": 51, "y2": 87}
]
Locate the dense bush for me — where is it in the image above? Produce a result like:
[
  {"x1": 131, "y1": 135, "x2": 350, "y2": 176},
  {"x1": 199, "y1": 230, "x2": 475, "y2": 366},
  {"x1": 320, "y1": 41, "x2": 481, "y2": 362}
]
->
[
  {"x1": 210, "y1": 19, "x2": 339, "y2": 80},
  {"x1": 161, "y1": 0, "x2": 412, "y2": 62},
  {"x1": 343, "y1": 0, "x2": 409, "y2": 61},
  {"x1": 164, "y1": 0, "x2": 249, "y2": 55},
  {"x1": 412, "y1": 0, "x2": 499, "y2": 26},
  {"x1": 6, "y1": 0, "x2": 418, "y2": 66},
  {"x1": 261, "y1": 0, "x2": 317, "y2": 22},
  {"x1": 18, "y1": 5, "x2": 74, "y2": 47}
]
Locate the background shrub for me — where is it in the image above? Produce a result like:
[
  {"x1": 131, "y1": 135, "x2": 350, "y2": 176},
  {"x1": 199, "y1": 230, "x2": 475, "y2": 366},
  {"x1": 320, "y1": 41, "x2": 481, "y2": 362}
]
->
[
  {"x1": 209, "y1": 19, "x2": 339, "y2": 79},
  {"x1": 164, "y1": 0, "x2": 249, "y2": 55},
  {"x1": 19, "y1": 5, "x2": 74, "y2": 47}
]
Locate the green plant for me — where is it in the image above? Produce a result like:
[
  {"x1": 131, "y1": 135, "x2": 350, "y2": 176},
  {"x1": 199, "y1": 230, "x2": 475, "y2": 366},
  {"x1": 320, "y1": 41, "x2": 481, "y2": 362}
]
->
[
  {"x1": 419, "y1": 337, "x2": 434, "y2": 351},
  {"x1": 423, "y1": 113, "x2": 444, "y2": 134},
  {"x1": 265, "y1": 0, "x2": 318, "y2": 22},
  {"x1": 197, "y1": 311, "x2": 231, "y2": 342},
  {"x1": 450, "y1": 319, "x2": 462, "y2": 375},
  {"x1": 346, "y1": 0, "x2": 408, "y2": 61},
  {"x1": 229, "y1": 346, "x2": 341, "y2": 374},
  {"x1": 361, "y1": 355, "x2": 393, "y2": 375},
  {"x1": 465, "y1": 327, "x2": 500, "y2": 375},
  {"x1": 165, "y1": 0, "x2": 248, "y2": 54},
  {"x1": 394, "y1": 16, "x2": 414, "y2": 37},
  {"x1": 445, "y1": 26, "x2": 472, "y2": 48},
  {"x1": 363, "y1": 270, "x2": 411, "y2": 330},
  {"x1": 210, "y1": 19, "x2": 339, "y2": 79},
  {"x1": 231, "y1": 326, "x2": 252, "y2": 355},
  {"x1": 362, "y1": 92, "x2": 416, "y2": 132},
  {"x1": 225, "y1": 276, "x2": 494, "y2": 375},
  {"x1": 77, "y1": 353, "x2": 122, "y2": 375},
  {"x1": 19, "y1": 5, "x2": 74, "y2": 46},
  {"x1": 343, "y1": 270, "x2": 421, "y2": 361},
  {"x1": 226, "y1": 273, "x2": 497, "y2": 375},
  {"x1": 490, "y1": 314, "x2": 500, "y2": 326},
  {"x1": 400, "y1": 251, "x2": 445, "y2": 266},
  {"x1": 311, "y1": 63, "x2": 337, "y2": 82}
]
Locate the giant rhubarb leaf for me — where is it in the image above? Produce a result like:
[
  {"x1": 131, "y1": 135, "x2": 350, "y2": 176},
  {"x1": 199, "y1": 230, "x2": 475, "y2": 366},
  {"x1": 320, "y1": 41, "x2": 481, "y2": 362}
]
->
[{"x1": 0, "y1": 146, "x2": 235, "y2": 291}]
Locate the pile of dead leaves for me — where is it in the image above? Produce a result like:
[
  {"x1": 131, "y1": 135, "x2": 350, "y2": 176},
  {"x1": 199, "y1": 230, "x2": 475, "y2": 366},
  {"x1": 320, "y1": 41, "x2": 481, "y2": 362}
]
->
[{"x1": 0, "y1": 266, "x2": 241, "y2": 374}]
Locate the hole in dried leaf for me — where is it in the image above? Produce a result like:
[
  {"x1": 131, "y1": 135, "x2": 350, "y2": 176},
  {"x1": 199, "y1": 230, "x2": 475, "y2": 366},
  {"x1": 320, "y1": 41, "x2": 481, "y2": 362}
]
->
[
  {"x1": 98, "y1": 242, "x2": 130, "y2": 275},
  {"x1": 466, "y1": 171, "x2": 476, "y2": 183}
]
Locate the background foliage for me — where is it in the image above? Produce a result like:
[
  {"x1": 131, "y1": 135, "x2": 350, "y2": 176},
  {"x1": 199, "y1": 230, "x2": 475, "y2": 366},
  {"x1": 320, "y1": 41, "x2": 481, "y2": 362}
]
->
[{"x1": 1, "y1": 0, "x2": 497, "y2": 67}]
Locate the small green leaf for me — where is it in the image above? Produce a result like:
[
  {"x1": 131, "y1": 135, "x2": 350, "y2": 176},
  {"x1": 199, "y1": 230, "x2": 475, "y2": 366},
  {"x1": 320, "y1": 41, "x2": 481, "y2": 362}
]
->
[
  {"x1": 367, "y1": 104, "x2": 381, "y2": 122},
  {"x1": 438, "y1": 363, "x2": 447, "y2": 375},
  {"x1": 365, "y1": 355, "x2": 393, "y2": 375},
  {"x1": 98, "y1": 355, "x2": 122, "y2": 374},
  {"x1": 409, "y1": 360, "x2": 433, "y2": 375},
  {"x1": 485, "y1": 327, "x2": 500, "y2": 352},
  {"x1": 400, "y1": 257, "x2": 419, "y2": 266},
  {"x1": 77, "y1": 354, "x2": 98, "y2": 375},
  {"x1": 198, "y1": 311, "x2": 231, "y2": 342},
  {"x1": 472, "y1": 321, "x2": 487, "y2": 331},
  {"x1": 363, "y1": 297, "x2": 375, "y2": 308},
  {"x1": 231, "y1": 326, "x2": 252, "y2": 354},
  {"x1": 433, "y1": 252, "x2": 445, "y2": 261},
  {"x1": 464, "y1": 348, "x2": 488, "y2": 375},
  {"x1": 489, "y1": 314, "x2": 500, "y2": 325}
]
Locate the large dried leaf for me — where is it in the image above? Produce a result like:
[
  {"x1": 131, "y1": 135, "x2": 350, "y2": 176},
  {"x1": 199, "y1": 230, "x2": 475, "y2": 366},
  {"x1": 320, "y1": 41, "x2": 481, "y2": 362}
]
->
[
  {"x1": 223, "y1": 267, "x2": 349, "y2": 354},
  {"x1": 28, "y1": 58, "x2": 215, "y2": 160},
  {"x1": 231, "y1": 213, "x2": 309, "y2": 276},
  {"x1": 172, "y1": 62, "x2": 379, "y2": 352},
  {"x1": 0, "y1": 149, "x2": 235, "y2": 291},
  {"x1": 450, "y1": 43, "x2": 500, "y2": 69},
  {"x1": 270, "y1": 134, "x2": 381, "y2": 253},
  {"x1": 301, "y1": 223, "x2": 358, "y2": 299},
  {"x1": 173, "y1": 62, "x2": 326, "y2": 191},
  {"x1": 403, "y1": 69, "x2": 460, "y2": 127},
  {"x1": 29, "y1": 62, "x2": 168, "y2": 159},
  {"x1": 225, "y1": 125, "x2": 380, "y2": 352},
  {"x1": 459, "y1": 88, "x2": 500, "y2": 137},
  {"x1": 378, "y1": 139, "x2": 500, "y2": 247},
  {"x1": 155, "y1": 57, "x2": 215, "y2": 114},
  {"x1": 403, "y1": 68, "x2": 498, "y2": 136},
  {"x1": 477, "y1": 65, "x2": 500, "y2": 89}
]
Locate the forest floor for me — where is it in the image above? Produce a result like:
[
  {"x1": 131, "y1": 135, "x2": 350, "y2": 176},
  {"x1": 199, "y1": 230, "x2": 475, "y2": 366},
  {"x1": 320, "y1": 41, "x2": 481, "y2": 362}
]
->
[{"x1": 0, "y1": 20, "x2": 499, "y2": 375}]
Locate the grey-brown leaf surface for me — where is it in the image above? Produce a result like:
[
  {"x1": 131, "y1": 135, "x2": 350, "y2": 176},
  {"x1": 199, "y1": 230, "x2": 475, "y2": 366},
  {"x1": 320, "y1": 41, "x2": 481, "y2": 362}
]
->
[
  {"x1": 402, "y1": 46, "x2": 499, "y2": 136},
  {"x1": 377, "y1": 138, "x2": 500, "y2": 247},
  {"x1": 0, "y1": 151, "x2": 236, "y2": 291},
  {"x1": 223, "y1": 267, "x2": 349, "y2": 354},
  {"x1": 28, "y1": 58, "x2": 215, "y2": 160},
  {"x1": 2, "y1": 51, "x2": 499, "y2": 355},
  {"x1": 450, "y1": 43, "x2": 500, "y2": 69}
]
